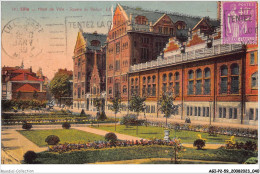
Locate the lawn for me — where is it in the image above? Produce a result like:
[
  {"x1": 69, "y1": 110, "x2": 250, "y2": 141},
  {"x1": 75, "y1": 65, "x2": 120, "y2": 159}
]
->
[
  {"x1": 96, "y1": 125, "x2": 257, "y2": 144},
  {"x1": 18, "y1": 129, "x2": 105, "y2": 147}
]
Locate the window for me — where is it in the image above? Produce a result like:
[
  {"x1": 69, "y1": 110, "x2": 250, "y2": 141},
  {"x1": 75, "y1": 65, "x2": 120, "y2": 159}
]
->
[
  {"x1": 249, "y1": 108, "x2": 254, "y2": 120},
  {"x1": 255, "y1": 109, "x2": 258, "y2": 120},
  {"x1": 123, "y1": 85, "x2": 127, "y2": 94},
  {"x1": 146, "y1": 105, "x2": 151, "y2": 113},
  {"x1": 159, "y1": 27, "x2": 162, "y2": 33},
  {"x1": 206, "y1": 107, "x2": 209, "y2": 117},
  {"x1": 170, "y1": 28, "x2": 174, "y2": 35},
  {"x1": 234, "y1": 108, "x2": 237, "y2": 119},
  {"x1": 219, "y1": 107, "x2": 222, "y2": 118},
  {"x1": 90, "y1": 40, "x2": 100, "y2": 46},
  {"x1": 230, "y1": 63, "x2": 239, "y2": 94},
  {"x1": 116, "y1": 42, "x2": 120, "y2": 53},
  {"x1": 151, "y1": 106, "x2": 156, "y2": 113},
  {"x1": 175, "y1": 72, "x2": 180, "y2": 96},
  {"x1": 93, "y1": 87, "x2": 96, "y2": 94},
  {"x1": 115, "y1": 83, "x2": 120, "y2": 95},
  {"x1": 195, "y1": 107, "x2": 197, "y2": 116},
  {"x1": 251, "y1": 72, "x2": 258, "y2": 88},
  {"x1": 135, "y1": 16, "x2": 147, "y2": 25},
  {"x1": 187, "y1": 106, "x2": 189, "y2": 116},
  {"x1": 131, "y1": 78, "x2": 134, "y2": 85},
  {"x1": 229, "y1": 108, "x2": 233, "y2": 119},
  {"x1": 204, "y1": 68, "x2": 211, "y2": 95},
  {"x1": 250, "y1": 52, "x2": 255, "y2": 65},
  {"x1": 169, "y1": 73, "x2": 173, "y2": 81},
  {"x1": 115, "y1": 60, "x2": 120, "y2": 71},
  {"x1": 188, "y1": 70, "x2": 194, "y2": 95},
  {"x1": 164, "y1": 27, "x2": 168, "y2": 34},
  {"x1": 220, "y1": 65, "x2": 228, "y2": 94},
  {"x1": 78, "y1": 87, "x2": 81, "y2": 98},
  {"x1": 143, "y1": 77, "x2": 146, "y2": 84},
  {"x1": 152, "y1": 75, "x2": 156, "y2": 83},
  {"x1": 162, "y1": 83, "x2": 167, "y2": 93},
  {"x1": 163, "y1": 74, "x2": 167, "y2": 82},
  {"x1": 141, "y1": 48, "x2": 149, "y2": 60},
  {"x1": 196, "y1": 69, "x2": 202, "y2": 95},
  {"x1": 147, "y1": 85, "x2": 151, "y2": 96},
  {"x1": 142, "y1": 85, "x2": 146, "y2": 97},
  {"x1": 142, "y1": 37, "x2": 149, "y2": 44},
  {"x1": 223, "y1": 108, "x2": 226, "y2": 118},
  {"x1": 109, "y1": 87, "x2": 112, "y2": 94},
  {"x1": 190, "y1": 107, "x2": 193, "y2": 116},
  {"x1": 198, "y1": 107, "x2": 201, "y2": 116},
  {"x1": 203, "y1": 107, "x2": 205, "y2": 117},
  {"x1": 147, "y1": 76, "x2": 151, "y2": 83},
  {"x1": 152, "y1": 84, "x2": 156, "y2": 96}
]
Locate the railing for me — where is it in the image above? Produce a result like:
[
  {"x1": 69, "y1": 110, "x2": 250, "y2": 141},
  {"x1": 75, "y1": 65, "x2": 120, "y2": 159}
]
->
[{"x1": 130, "y1": 44, "x2": 243, "y2": 72}]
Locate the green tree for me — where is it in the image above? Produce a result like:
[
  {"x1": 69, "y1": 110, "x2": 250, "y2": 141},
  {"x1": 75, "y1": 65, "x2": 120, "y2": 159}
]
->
[
  {"x1": 158, "y1": 92, "x2": 179, "y2": 128},
  {"x1": 93, "y1": 98, "x2": 104, "y2": 127},
  {"x1": 111, "y1": 94, "x2": 121, "y2": 131},
  {"x1": 49, "y1": 73, "x2": 72, "y2": 106},
  {"x1": 129, "y1": 94, "x2": 146, "y2": 135}
]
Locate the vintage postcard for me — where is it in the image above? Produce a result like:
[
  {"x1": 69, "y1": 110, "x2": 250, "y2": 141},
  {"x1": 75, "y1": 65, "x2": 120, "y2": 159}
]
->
[{"x1": 1, "y1": 1, "x2": 258, "y2": 174}]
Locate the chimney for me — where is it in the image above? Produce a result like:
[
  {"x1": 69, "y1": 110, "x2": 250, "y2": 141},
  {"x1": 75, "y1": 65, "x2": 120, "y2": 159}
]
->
[
  {"x1": 129, "y1": 13, "x2": 132, "y2": 23},
  {"x1": 149, "y1": 22, "x2": 153, "y2": 32}
]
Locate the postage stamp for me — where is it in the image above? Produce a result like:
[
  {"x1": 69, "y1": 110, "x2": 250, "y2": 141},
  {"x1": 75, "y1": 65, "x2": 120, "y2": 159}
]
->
[
  {"x1": 222, "y1": 1, "x2": 257, "y2": 44},
  {"x1": 1, "y1": 17, "x2": 44, "y2": 59}
]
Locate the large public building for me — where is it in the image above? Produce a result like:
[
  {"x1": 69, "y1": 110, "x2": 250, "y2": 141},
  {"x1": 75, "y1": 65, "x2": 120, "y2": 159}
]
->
[{"x1": 73, "y1": 4, "x2": 258, "y2": 126}]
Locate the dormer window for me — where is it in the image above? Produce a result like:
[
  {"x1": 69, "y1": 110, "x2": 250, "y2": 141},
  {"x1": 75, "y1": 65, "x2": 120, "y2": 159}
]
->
[
  {"x1": 135, "y1": 16, "x2": 148, "y2": 25},
  {"x1": 91, "y1": 40, "x2": 100, "y2": 46}
]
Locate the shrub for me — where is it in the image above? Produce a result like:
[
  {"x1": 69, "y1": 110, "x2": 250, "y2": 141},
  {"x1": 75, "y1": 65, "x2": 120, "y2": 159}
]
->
[
  {"x1": 62, "y1": 122, "x2": 71, "y2": 129},
  {"x1": 193, "y1": 139, "x2": 206, "y2": 150},
  {"x1": 45, "y1": 135, "x2": 60, "y2": 145},
  {"x1": 23, "y1": 151, "x2": 37, "y2": 164},
  {"x1": 80, "y1": 109, "x2": 86, "y2": 117},
  {"x1": 208, "y1": 126, "x2": 216, "y2": 136},
  {"x1": 97, "y1": 111, "x2": 107, "y2": 121},
  {"x1": 105, "y1": 132, "x2": 117, "y2": 143},
  {"x1": 244, "y1": 157, "x2": 258, "y2": 164},
  {"x1": 22, "y1": 122, "x2": 32, "y2": 130},
  {"x1": 120, "y1": 114, "x2": 144, "y2": 126}
]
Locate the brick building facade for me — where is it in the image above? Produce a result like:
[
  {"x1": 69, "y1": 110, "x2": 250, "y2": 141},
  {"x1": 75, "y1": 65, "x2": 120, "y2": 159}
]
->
[
  {"x1": 104, "y1": 4, "x2": 258, "y2": 126},
  {"x1": 2, "y1": 63, "x2": 47, "y2": 101},
  {"x1": 73, "y1": 30, "x2": 106, "y2": 112}
]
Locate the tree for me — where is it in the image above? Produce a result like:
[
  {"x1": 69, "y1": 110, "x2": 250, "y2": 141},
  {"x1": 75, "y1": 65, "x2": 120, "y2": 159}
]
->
[
  {"x1": 93, "y1": 98, "x2": 104, "y2": 127},
  {"x1": 111, "y1": 94, "x2": 121, "y2": 131},
  {"x1": 129, "y1": 94, "x2": 146, "y2": 135},
  {"x1": 158, "y1": 91, "x2": 179, "y2": 128},
  {"x1": 23, "y1": 151, "x2": 37, "y2": 164},
  {"x1": 49, "y1": 72, "x2": 72, "y2": 107}
]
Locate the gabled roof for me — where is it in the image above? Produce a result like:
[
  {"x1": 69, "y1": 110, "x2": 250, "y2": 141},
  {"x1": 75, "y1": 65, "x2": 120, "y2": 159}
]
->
[
  {"x1": 10, "y1": 73, "x2": 44, "y2": 82},
  {"x1": 120, "y1": 5, "x2": 209, "y2": 29},
  {"x1": 15, "y1": 84, "x2": 40, "y2": 92},
  {"x1": 82, "y1": 32, "x2": 107, "y2": 50}
]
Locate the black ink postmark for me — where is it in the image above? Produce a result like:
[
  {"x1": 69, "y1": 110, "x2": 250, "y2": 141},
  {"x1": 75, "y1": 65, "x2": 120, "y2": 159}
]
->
[{"x1": 2, "y1": 17, "x2": 44, "y2": 59}]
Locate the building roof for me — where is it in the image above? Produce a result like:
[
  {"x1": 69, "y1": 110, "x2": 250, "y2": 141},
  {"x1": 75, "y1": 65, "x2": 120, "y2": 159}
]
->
[
  {"x1": 15, "y1": 83, "x2": 40, "y2": 92},
  {"x1": 120, "y1": 5, "x2": 216, "y2": 29},
  {"x1": 82, "y1": 32, "x2": 107, "y2": 50},
  {"x1": 10, "y1": 73, "x2": 44, "y2": 82}
]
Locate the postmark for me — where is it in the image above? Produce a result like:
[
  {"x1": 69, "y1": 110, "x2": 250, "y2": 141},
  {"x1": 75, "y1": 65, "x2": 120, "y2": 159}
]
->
[
  {"x1": 1, "y1": 17, "x2": 44, "y2": 59},
  {"x1": 222, "y1": 1, "x2": 257, "y2": 44}
]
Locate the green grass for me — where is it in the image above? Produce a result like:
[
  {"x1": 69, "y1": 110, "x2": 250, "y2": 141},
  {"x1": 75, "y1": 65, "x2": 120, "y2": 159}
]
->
[
  {"x1": 18, "y1": 129, "x2": 105, "y2": 147},
  {"x1": 96, "y1": 125, "x2": 257, "y2": 144},
  {"x1": 35, "y1": 146, "x2": 257, "y2": 164}
]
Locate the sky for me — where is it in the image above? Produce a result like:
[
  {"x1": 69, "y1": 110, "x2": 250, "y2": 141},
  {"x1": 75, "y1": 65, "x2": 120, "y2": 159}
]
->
[{"x1": 1, "y1": 1, "x2": 217, "y2": 79}]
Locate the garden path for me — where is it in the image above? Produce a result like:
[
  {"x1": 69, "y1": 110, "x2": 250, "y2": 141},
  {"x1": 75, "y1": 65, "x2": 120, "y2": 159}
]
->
[
  {"x1": 74, "y1": 126, "x2": 225, "y2": 149},
  {"x1": 1, "y1": 128, "x2": 48, "y2": 164}
]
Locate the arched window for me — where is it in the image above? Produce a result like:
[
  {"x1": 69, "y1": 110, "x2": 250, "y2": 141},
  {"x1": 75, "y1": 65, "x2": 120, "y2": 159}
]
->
[
  {"x1": 135, "y1": 78, "x2": 138, "y2": 85},
  {"x1": 143, "y1": 77, "x2": 146, "y2": 84},
  {"x1": 251, "y1": 72, "x2": 258, "y2": 88},
  {"x1": 188, "y1": 70, "x2": 194, "y2": 95},
  {"x1": 195, "y1": 69, "x2": 202, "y2": 95},
  {"x1": 169, "y1": 73, "x2": 173, "y2": 81},
  {"x1": 131, "y1": 78, "x2": 134, "y2": 85},
  {"x1": 147, "y1": 76, "x2": 151, "y2": 84},
  {"x1": 174, "y1": 72, "x2": 180, "y2": 96},
  {"x1": 204, "y1": 68, "x2": 211, "y2": 95},
  {"x1": 220, "y1": 65, "x2": 228, "y2": 94},
  {"x1": 163, "y1": 74, "x2": 167, "y2": 82},
  {"x1": 230, "y1": 63, "x2": 239, "y2": 94},
  {"x1": 152, "y1": 75, "x2": 156, "y2": 83}
]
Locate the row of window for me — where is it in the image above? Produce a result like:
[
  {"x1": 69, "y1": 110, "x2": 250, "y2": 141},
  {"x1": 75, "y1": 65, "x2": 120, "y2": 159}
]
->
[
  {"x1": 111, "y1": 27, "x2": 127, "y2": 40},
  {"x1": 218, "y1": 107, "x2": 238, "y2": 119},
  {"x1": 187, "y1": 106, "x2": 210, "y2": 117},
  {"x1": 249, "y1": 108, "x2": 258, "y2": 121}
]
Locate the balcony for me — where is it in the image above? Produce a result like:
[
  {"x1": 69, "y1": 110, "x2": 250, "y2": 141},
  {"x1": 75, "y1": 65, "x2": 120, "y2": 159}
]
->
[{"x1": 130, "y1": 44, "x2": 243, "y2": 73}]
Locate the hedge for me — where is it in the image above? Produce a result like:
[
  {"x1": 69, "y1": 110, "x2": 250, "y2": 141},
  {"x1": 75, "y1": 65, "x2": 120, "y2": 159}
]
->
[{"x1": 36, "y1": 146, "x2": 257, "y2": 164}]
